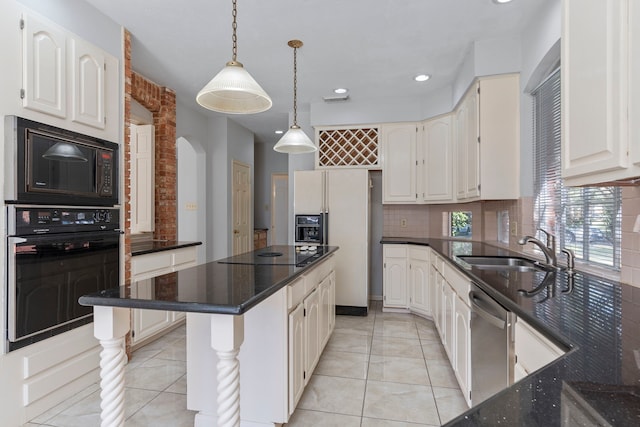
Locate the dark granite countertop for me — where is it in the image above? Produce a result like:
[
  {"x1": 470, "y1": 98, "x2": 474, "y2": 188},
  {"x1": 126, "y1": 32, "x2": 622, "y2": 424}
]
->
[
  {"x1": 382, "y1": 237, "x2": 640, "y2": 427},
  {"x1": 80, "y1": 245, "x2": 338, "y2": 315},
  {"x1": 131, "y1": 240, "x2": 202, "y2": 256}
]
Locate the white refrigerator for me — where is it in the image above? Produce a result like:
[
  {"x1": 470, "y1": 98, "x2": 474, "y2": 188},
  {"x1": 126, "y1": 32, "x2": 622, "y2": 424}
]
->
[{"x1": 294, "y1": 169, "x2": 370, "y2": 314}]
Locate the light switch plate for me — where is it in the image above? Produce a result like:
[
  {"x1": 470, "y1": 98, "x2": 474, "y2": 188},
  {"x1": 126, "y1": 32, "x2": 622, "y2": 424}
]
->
[
  {"x1": 400, "y1": 219, "x2": 407, "y2": 228},
  {"x1": 510, "y1": 221, "x2": 518, "y2": 236}
]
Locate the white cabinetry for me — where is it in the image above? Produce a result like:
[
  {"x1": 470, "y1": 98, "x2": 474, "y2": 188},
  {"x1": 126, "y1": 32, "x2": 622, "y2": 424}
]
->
[
  {"x1": 21, "y1": 12, "x2": 119, "y2": 141},
  {"x1": 514, "y1": 318, "x2": 565, "y2": 382},
  {"x1": 383, "y1": 245, "x2": 409, "y2": 309},
  {"x1": 381, "y1": 123, "x2": 418, "y2": 203},
  {"x1": 562, "y1": 0, "x2": 640, "y2": 185},
  {"x1": 287, "y1": 257, "x2": 335, "y2": 415},
  {"x1": 421, "y1": 114, "x2": 454, "y2": 203},
  {"x1": 455, "y1": 74, "x2": 520, "y2": 201},
  {"x1": 130, "y1": 124, "x2": 155, "y2": 234},
  {"x1": 409, "y1": 246, "x2": 431, "y2": 316},
  {"x1": 454, "y1": 295, "x2": 471, "y2": 406},
  {"x1": 130, "y1": 246, "x2": 197, "y2": 346}
]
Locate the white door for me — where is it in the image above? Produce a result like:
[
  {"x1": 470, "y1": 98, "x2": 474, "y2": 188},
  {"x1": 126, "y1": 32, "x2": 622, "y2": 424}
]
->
[
  {"x1": 130, "y1": 124, "x2": 155, "y2": 234},
  {"x1": 271, "y1": 174, "x2": 288, "y2": 245},
  {"x1": 232, "y1": 160, "x2": 251, "y2": 255}
]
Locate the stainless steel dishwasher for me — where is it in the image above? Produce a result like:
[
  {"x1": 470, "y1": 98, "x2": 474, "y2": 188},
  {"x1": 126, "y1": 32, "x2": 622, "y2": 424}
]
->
[{"x1": 470, "y1": 284, "x2": 515, "y2": 404}]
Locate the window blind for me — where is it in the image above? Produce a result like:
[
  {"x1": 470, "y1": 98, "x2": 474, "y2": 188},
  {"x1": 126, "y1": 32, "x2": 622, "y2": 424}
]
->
[{"x1": 532, "y1": 69, "x2": 621, "y2": 269}]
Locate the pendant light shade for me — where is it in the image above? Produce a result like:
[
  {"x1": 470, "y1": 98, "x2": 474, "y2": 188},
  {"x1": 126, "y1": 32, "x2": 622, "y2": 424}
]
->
[
  {"x1": 273, "y1": 40, "x2": 317, "y2": 154},
  {"x1": 196, "y1": 0, "x2": 272, "y2": 114},
  {"x1": 42, "y1": 142, "x2": 88, "y2": 162}
]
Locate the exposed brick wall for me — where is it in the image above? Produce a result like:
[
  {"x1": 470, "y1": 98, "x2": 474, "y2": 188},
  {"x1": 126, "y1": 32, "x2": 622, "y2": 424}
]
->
[{"x1": 123, "y1": 30, "x2": 178, "y2": 357}]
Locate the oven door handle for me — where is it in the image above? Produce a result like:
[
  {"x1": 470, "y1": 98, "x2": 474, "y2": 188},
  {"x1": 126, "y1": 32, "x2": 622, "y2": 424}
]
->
[{"x1": 8, "y1": 237, "x2": 27, "y2": 245}]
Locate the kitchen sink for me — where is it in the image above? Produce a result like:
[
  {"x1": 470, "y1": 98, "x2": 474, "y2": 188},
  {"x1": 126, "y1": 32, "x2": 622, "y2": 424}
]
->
[{"x1": 457, "y1": 255, "x2": 551, "y2": 272}]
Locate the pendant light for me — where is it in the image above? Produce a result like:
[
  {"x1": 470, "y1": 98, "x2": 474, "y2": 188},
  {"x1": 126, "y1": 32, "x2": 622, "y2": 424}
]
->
[
  {"x1": 273, "y1": 40, "x2": 317, "y2": 154},
  {"x1": 196, "y1": 0, "x2": 272, "y2": 114},
  {"x1": 42, "y1": 142, "x2": 88, "y2": 162}
]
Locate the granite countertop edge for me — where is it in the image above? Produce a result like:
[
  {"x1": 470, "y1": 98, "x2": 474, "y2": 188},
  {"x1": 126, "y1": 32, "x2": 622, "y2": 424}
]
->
[{"x1": 131, "y1": 240, "x2": 202, "y2": 256}]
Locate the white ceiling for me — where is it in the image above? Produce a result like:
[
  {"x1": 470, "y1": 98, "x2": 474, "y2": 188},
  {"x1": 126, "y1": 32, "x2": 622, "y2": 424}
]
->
[{"x1": 83, "y1": 0, "x2": 547, "y2": 145}]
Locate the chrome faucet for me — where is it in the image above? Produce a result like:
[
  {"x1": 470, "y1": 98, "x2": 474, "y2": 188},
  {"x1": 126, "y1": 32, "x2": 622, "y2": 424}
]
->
[
  {"x1": 518, "y1": 228, "x2": 557, "y2": 267},
  {"x1": 561, "y1": 248, "x2": 575, "y2": 274}
]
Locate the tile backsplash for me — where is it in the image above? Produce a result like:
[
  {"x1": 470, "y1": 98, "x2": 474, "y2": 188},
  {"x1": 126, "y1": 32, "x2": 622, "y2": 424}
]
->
[{"x1": 383, "y1": 190, "x2": 640, "y2": 289}]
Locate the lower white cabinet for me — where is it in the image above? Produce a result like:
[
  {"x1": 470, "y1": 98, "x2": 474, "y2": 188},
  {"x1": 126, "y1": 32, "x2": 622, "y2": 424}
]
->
[
  {"x1": 454, "y1": 295, "x2": 471, "y2": 406},
  {"x1": 441, "y1": 281, "x2": 455, "y2": 359},
  {"x1": 383, "y1": 245, "x2": 409, "y2": 308},
  {"x1": 409, "y1": 246, "x2": 431, "y2": 315},
  {"x1": 514, "y1": 317, "x2": 565, "y2": 382},
  {"x1": 131, "y1": 246, "x2": 198, "y2": 346},
  {"x1": 287, "y1": 258, "x2": 335, "y2": 415}
]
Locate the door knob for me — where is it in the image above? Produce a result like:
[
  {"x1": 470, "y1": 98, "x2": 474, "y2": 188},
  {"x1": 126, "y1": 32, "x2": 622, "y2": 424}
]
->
[{"x1": 233, "y1": 229, "x2": 240, "y2": 234}]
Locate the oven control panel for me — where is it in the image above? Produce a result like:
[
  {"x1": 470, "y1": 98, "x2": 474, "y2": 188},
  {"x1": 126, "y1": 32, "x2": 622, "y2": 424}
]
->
[{"x1": 8, "y1": 206, "x2": 120, "y2": 235}]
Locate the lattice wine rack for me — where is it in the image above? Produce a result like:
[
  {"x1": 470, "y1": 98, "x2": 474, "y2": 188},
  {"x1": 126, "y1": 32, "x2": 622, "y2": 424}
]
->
[{"x1": 317, "y1": 127, "x2": 379, "y2": 167}]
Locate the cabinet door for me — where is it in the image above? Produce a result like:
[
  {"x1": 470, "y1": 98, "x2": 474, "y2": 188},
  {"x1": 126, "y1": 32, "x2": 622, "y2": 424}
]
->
[
  {"x1": 383, "y1": 246, "x2": 408, "y2": 308},
  {"x1": 318, "y1": 274, "x2": 332, "y2": 349},
  {"x1": 70, "y1": 37, "x2": 105, "y2": 129},
  {"x1": 381, "y1": 123, "x2": 417, "y2": 203},
  {"x1": 22, "y1": 14, "x2": 67, "y2": 118},
  {"x1": 465, "y1": 86, "x2": 480, "y2": 199},
  {"x1": 562, "y1": 0, "x2": 628, "y2": 179},
  {"x1": 304, "y1": 289, "x2": 321, "y2": 381},
  {"x1": 455, "y1": 98, "x2": 468, "y2": 199},
  {"x1": 131, "y1": 278, "x2": 173, "y2": 345},
  {"x1": 294, "y1": 170, "x2": 324, "y2": 214},
  {"x1": 409, "y1": 258, "x2": 430, "y2": 315},
  {"x1": 130, "y1": 124, "x2": 155, "y2": 234},
  {"x1": 454, "y1": 296, "x2": 471, "y2": 407},
  {"x1": 288, "y1": 303, "x2": 305, "y2": 414},
  {"x1": 431, "y1": 264, "x2": 441, "y2": 330},
  {"x1": 422, "y1": 115, "x2": 453, "y2": 202},
  {"x1": 441, "y1": 281, "x2": 455, "y2": 359}
]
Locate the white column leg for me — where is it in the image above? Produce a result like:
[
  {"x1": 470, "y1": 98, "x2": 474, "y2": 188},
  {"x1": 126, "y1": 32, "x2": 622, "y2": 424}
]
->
[
  {"x1": 210, "y1": 314, "x2": 245, "y2": 427},
  {"x1": 93, "y1": 306, "x2": 131, "y2": 427}
]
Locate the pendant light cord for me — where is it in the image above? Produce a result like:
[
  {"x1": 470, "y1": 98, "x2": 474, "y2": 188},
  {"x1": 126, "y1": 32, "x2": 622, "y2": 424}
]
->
[
  {"x1": 293, "y1": 45, "x2": 298, "y2": 126},
  {"x1": 232, "y1": 0, "x2": 238, "y2": 62}
]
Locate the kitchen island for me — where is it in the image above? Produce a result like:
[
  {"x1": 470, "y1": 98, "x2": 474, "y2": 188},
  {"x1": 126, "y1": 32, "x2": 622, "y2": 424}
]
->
[
  {"x1": 80, "y1": 245, "x2": 338, "y2": 427},
  {"x1": 382, "y1": 237, "x2": 640, "y2": 427}
]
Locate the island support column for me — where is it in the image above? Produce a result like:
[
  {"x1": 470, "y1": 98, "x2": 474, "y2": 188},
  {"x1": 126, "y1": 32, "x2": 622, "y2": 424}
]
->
[
  {"x1": 199, "y1": 313, "x2": 245, "y2": 427},
  {"x1": 93, "y1": 306, "x2": 131, "y2": 427}
]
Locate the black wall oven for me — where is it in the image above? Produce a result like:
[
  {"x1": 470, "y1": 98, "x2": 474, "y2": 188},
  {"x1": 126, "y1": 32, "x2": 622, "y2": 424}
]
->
[
  {"x1": 295, "y1": 214, "x2": 327, "y2": 245},
  {"x1": 4, "y1": 116, "x2": 118, "y2": 206},
  {"x1": 6, "y1": 205, "x2": 120, "y2": 351}
]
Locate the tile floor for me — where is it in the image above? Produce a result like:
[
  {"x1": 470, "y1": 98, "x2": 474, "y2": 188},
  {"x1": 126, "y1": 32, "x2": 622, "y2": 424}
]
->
[{"x1": 24, "y1": 301, "x2": 468, "y2": 426}]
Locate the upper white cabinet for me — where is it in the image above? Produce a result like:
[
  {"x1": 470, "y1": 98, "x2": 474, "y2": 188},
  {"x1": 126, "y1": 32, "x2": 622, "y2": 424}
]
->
[
  {"x1": 421, "y1": 114, "x2": 454, "y2": 203},
  {"x1": 455, "y1": 74, "x2": 520, "y2": 201},
  {"x1": 70, "y1": 37, "x2": 105, "y2": 129},
  {"x1": 20, "y1": 12, "x2": 119, "y2": 141},
  {"x1": 562, "y1": 0, "x2": 640, "y2": 185},
  {"x1": 381, "y1": 123, "x2": 418, "y2": 203},
  {"x1": 22, "y1": 13, "x2": 67, "y2": 118}
]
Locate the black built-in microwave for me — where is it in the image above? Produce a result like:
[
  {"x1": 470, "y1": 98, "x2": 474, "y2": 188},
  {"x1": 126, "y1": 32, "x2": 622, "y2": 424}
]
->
[{"x1": 4, "y1": 116, "x2": 119, "y2": 206}]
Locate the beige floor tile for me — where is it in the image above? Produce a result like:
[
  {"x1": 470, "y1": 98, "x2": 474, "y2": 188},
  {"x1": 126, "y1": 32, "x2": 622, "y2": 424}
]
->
[
  {"x1": 421, "y1": 341, "x2": 449, "y2": 361},
  {"x1": 373, "y1": 319, "x2": 419, "y2": 339},
  {"x1": 315, "y1": 350, "x2": 369, "y2": 379},
  {"x1": 335, "y1": 315, "x2": 376, "y2": 336},
  {"x1": 125, "y1": 392, "x2": 196, "y2": 426},
  {"x1": 361, "y1": 417, "x2": 438, "y2": 426},
  {"x1": 165, "y1": 373, "x2": 188, "y2": 394},
  {"x1": 298, "y1": 375, "x2": 366, "y2": 416},
  {"x1": 432, "y1": 386, "x2": 470, "y2": 424},
  {"x1": 362, "y1": 380, "x2": 440, "y2": 425},
  {"x1": 286, "y1": 409, "x2": 361, "y2": 426},
  {"x1": 426, "y1": 359, "x2": 459, "y2": 388},
  {"x1": 155, "y1": 336, "x2": 187, "y2": 361},
  {"x1": 29, "y1": 383, "x2": 100, "y2": 424},
  {"x1": 368, "y1": 354, "x2": 430, "y2": 385},
  {"x1": 126, "y1": 358, "x2": 187, "y2": 391},
  {"x1": 371, "y1": 336, "x2": 424, "y2": 359},
  {"x1": 325, "y1": 331, "x2": 372, "y2": 354}
]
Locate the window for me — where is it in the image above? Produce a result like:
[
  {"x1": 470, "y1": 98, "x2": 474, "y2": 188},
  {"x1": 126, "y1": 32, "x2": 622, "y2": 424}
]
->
[
  {"x1": 450, "y1": 211, "x2": 472, "y2": 239},
  {"x1": 532, "y1": 69, "x2": 621, "y2": 268}
]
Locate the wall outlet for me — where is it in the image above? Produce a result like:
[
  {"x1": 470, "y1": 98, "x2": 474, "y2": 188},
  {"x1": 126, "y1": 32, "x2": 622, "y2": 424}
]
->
[
  {"x1": 510, "y1": 221, "x2": 518, "y2": 236},
  {"x1": 400, "y1": 218, "x2": 407, "y2": 228}
]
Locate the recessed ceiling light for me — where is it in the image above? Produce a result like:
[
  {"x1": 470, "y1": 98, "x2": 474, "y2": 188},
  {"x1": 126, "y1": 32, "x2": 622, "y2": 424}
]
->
[
  {"x1": 275, "y1": 130, "x2": 284, "y2": 134},
  {"x1": 334, "y1": 88, "x2": 348, "y2": 94},
  {"x1": 414, "y1": 74, "x2": 431, "y2": 82},
  {"x1": 493, "y1": 0, "x2": 513, "y2": 4}
]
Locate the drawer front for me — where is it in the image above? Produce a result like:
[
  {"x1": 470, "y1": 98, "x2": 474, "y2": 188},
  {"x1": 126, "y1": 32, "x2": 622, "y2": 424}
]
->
[
  {"x1": 409, "y1": 245, "x2": 429, "y2": 261},
  {"x1": 384, "y1": 245, "x2": 408, "y2": 258},
  {"x1": 173, "y1": 246, "x2": 197, "y2": 268},
  {"x1": 445, "y1": 263, "x2": 471, "y2": 305},
  {"x1": 287, "y1": 277, "x2": 306, "y2": 310},
  {"x1": 132, "y1": 252, "x2": 172, "y2": 276}
]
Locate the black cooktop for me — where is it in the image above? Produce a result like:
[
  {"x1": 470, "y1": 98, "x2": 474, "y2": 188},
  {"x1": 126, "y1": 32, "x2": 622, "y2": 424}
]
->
[{"x1": 217, "y1": 245, "x2": 328, "y2": 267}]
